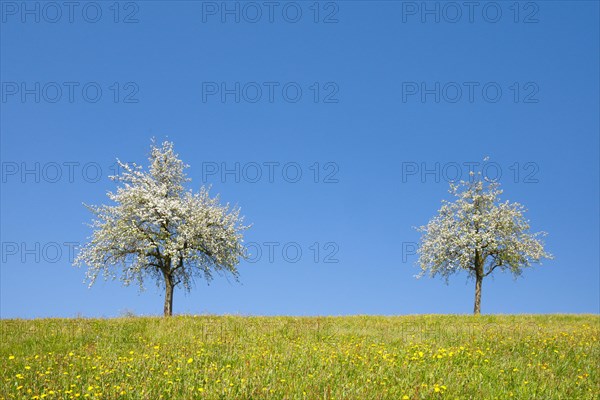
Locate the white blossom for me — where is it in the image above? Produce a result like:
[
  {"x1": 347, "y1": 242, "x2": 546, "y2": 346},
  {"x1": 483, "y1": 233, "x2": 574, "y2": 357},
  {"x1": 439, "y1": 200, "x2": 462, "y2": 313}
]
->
[
  {"x1": 74, "y1": 141, "x2": 250, "y2": 315},
  {"x1": 416, "y1": 170, "x2": 552, "y2": 313}
]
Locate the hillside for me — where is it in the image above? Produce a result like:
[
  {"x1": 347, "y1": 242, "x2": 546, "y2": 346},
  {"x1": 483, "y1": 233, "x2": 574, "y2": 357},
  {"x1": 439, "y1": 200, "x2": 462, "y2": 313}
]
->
[{"x1": 1, "y1": 315, "x2": 598, "y2": 399}]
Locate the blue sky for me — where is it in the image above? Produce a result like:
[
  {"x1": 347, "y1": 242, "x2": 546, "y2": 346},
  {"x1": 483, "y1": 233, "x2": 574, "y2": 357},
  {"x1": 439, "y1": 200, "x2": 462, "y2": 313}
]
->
[{"x1": 1, "y1": 1, "x2": 598, "y2": 318}]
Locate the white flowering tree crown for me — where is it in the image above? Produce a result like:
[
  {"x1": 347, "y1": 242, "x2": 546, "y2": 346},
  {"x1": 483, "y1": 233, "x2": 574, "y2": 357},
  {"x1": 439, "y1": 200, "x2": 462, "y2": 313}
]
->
[
  {"x1": 416, "y1": 171, "x2": 552, "y2": 314},
  {"x1": 75, "y1": 141, "x2": 249, "y2": 316}
]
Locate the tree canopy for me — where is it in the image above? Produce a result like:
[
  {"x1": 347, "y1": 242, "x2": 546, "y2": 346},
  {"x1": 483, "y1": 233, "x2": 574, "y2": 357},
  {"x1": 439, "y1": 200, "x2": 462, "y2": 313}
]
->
[
  {"x1": 416, "y1": 172, "x2": 552, "y2": 314},
  {"x1": 75, "y1": 141, "x2": 249, "y2": 315}
]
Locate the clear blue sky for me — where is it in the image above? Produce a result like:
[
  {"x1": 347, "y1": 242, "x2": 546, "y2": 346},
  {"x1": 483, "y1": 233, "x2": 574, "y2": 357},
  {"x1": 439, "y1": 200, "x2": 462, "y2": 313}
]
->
[{"x1": 1, "y1": 1, "x2": 598, "y2": 318}]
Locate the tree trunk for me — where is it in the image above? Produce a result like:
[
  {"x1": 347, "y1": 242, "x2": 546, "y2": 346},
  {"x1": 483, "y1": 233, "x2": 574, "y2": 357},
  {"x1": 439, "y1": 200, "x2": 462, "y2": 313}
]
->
[
  {"x1": 473, "y1": 273, "x2": 482, "y2": 315},
  {"x1": 164, "y1": 275, "x2": 174, "y2": 317}
]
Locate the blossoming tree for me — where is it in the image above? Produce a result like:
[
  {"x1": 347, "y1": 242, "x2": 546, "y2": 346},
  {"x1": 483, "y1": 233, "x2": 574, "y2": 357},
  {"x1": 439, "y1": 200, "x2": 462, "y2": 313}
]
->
[
  {"x1": 416, "y1": 173, "x2": 552, "y2": 314},
  {"x1": 75, "y1": 141, "x2": 249, "y2": 316}
]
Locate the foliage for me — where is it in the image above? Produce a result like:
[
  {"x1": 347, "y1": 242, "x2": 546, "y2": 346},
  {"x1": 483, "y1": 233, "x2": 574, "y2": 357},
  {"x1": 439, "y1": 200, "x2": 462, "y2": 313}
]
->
[
  {"x1": 417, "y1": 173, "x2": 552, "y2": 282},
  {"x1": 75, "y1": 141, "x2": 249, "y2": 314}
]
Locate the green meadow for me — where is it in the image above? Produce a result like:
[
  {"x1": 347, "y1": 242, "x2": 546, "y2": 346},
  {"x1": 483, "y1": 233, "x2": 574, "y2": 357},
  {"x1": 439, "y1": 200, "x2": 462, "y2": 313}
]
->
[{"x1": 1, "y1": 315, "x2": 598, "y2": 399}]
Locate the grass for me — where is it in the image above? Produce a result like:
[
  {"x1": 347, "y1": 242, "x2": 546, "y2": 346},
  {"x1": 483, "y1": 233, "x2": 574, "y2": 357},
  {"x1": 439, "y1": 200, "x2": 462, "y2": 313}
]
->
[{"x1": 1, "y1": 315, "x2": 598, "y2": 399}]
